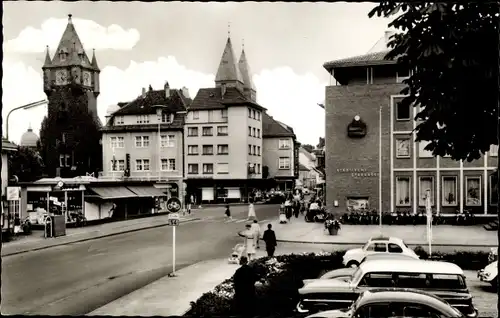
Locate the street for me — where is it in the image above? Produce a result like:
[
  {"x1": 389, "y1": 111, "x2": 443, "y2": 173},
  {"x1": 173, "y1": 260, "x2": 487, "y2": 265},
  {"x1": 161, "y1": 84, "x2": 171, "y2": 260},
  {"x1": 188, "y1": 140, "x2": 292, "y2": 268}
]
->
[{"x1": 1, "y1": 204, "x2": 280, "y2": 316}]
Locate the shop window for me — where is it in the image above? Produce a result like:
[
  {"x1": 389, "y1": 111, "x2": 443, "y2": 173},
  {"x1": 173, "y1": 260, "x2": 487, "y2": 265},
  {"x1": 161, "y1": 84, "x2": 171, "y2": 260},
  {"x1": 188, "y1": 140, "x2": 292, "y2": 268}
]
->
[
  {"x1": 490, "y1": 175, "x2": 498, "y2": 206},
  {"x1": 395, "y1": 97, "x2": 410, "y2": 120},
  {"x1": 465, "y1": 176, "x2": 481, "y2": 206},
  {"x1": 418, "y1": 140, "x2": 433, "y2": 158},
  {"x1": 442, "y1": 176, "x2": 458, "y2": 206},
  {"x1": 418, "y1": 176, "x2": 434, "y2": 206},
  {"x1": 396, "y1": 177, "x2": 411, "y2": 206}
]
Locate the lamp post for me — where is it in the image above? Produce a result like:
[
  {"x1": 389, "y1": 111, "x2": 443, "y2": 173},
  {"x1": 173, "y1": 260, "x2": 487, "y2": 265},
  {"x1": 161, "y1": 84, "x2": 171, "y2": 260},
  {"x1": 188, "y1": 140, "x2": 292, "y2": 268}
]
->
[
  {"x1": 5, "y1": 100, "x2": 47, "y2": 140},
  {"x1": 379, "y1": 104, "x2": 383, "y2": 231}
]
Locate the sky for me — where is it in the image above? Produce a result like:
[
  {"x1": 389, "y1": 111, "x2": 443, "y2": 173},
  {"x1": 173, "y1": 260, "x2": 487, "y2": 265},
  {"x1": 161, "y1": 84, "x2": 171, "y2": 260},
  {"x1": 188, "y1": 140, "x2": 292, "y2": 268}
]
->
[{"x1": 2, "y1": 1, "x2": 393, "y2": 146}]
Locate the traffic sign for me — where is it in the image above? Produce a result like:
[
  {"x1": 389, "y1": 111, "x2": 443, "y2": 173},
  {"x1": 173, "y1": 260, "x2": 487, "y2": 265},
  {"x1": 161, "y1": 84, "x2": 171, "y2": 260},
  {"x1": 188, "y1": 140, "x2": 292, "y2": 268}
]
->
[
  {"x1": 166, "y1": 197, "x2": 181, "y2": 213},
  {"x1": 168, "y1": 212, "x2": 180, "y2": 226}
]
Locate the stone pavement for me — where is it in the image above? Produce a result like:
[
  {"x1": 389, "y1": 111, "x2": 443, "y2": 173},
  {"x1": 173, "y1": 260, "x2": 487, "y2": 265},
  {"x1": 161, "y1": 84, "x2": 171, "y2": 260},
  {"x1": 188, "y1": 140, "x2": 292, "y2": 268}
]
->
[
  {"x1": 264, "y1": 216, "x2": 498, "y2": 247},
  {"x1": 1, "y1": 214, "x2": 199, "y2": 257}
]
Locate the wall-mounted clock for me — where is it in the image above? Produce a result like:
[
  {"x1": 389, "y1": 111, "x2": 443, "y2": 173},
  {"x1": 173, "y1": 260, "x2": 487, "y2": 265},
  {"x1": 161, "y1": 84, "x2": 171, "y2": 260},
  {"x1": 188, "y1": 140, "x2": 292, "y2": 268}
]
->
[{"x1": 55, "y1": 70, "x2": 68, "y2": 85}]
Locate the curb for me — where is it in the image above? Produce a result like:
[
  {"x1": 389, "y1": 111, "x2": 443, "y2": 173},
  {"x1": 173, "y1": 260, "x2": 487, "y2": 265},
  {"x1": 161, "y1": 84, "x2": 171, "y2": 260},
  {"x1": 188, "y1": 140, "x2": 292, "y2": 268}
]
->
[
  {"x1": 237, "y1": 232, "x2": 498, "y2": 248},
  {"x1": 2, "y1": 218, "x2": 201, "y2": 257}
]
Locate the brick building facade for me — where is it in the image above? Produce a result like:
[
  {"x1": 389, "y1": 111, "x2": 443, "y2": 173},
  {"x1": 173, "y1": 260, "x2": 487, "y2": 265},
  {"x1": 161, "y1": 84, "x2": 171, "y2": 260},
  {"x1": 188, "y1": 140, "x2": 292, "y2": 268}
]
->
[{"x1": 323, "y1": 46, "x2": 498, "y2": 217}]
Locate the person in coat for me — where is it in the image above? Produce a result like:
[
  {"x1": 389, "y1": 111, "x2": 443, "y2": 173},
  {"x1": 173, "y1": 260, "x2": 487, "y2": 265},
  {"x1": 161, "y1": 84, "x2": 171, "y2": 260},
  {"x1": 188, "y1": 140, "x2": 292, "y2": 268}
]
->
[
  {"x1": 262, "y1": 224, "x2": 277, "y2": 257},
  {"x1": 250, "y1": 219, "x2": 261, "y2": 249},
  {"x1": 243, "y1": 224, "x2": 256, "y2": 260},
  {"x1": 233, "y1": 256, "x2": 259, "y2": 316}
]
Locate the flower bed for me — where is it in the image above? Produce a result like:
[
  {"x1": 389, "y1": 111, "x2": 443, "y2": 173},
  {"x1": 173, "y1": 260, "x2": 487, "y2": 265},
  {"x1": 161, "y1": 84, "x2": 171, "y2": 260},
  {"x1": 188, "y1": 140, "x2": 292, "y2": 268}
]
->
[{"x1": 185, "y1": 250, "x2": 490, "y2": 317}]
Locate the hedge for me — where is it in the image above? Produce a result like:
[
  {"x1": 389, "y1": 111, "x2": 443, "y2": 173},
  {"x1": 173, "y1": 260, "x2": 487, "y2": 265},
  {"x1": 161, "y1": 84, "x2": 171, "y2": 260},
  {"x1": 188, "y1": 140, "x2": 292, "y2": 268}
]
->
[{"x1": 185, "y1": 249, "x2": 490, "y2": 318}]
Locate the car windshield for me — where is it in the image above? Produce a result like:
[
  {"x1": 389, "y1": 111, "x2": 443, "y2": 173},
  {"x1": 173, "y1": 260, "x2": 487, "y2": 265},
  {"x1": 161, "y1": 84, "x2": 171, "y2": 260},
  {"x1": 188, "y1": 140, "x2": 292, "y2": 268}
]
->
[
  {"x1": 351, "y1": 267, "x2": 363, "y2": 284},
  {"x1": 362, "y1": 241, "x2": 370, "y2": 250}
]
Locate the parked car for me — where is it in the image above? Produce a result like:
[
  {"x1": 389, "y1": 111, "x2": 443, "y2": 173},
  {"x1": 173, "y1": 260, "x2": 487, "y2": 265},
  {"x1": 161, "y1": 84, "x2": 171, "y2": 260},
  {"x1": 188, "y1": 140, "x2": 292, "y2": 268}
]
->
[
  {"x1": 305, "y1": 288, "x2": 466, "y2": 318},
  {"x1": 488, "y1": 247, "x2": 498, "y2": 263},
  {"x1": 297, "y1": 259, "x2": 477, "y2": 317},
  {"x1": 303, "y1": 253, "x2": 420, "y2": 286},
  {"x1": 477, "y1": 260, "x2": 498, "y2": 288},
  {"x1": 342, "y1": 236, "x2": 419, "y2": 267}
]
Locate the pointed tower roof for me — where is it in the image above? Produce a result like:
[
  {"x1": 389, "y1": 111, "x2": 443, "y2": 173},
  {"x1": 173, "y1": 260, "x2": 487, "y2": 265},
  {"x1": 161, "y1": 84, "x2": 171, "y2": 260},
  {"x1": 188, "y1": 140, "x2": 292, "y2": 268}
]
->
[
  {"x1": 238, "y1": 48, "x2": 256, "y2": 90},
  {"x1": 215, "y1": 37, "x2": 244, "y2": 84},
  {"x1": 91, "y1": 48, "x2": 100, "y2": 71},
  {"x1": 51, "y1": 14, "x2": 92, "y2": 68},
  {"x1": 43, "y1": 45, "x2": 52, "y2": 68}
]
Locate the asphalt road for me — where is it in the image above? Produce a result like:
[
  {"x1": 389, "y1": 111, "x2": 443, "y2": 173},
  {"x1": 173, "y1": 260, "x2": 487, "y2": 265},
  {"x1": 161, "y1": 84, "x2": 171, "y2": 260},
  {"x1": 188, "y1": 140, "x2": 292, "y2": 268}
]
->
[{"x1": 1, "y1": 204, "x2": 280, "y2": 316}]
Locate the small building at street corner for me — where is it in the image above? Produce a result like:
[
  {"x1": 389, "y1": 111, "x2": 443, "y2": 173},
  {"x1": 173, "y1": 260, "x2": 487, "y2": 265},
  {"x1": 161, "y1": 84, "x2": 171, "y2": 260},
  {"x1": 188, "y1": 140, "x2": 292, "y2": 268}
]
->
[
  {"x1": 323, "y1": 31, "x2": 498, "y2": 217},
  {"x1": 2, "y1": 139, "x2": 18, "y2": 231}
]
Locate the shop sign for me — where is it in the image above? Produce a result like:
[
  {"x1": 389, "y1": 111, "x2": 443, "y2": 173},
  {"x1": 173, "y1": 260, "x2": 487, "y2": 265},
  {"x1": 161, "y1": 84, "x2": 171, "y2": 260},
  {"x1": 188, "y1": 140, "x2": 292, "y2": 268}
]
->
[
  {"x1": 336, "y1": 168, "x2": 378, "y2": 178},
  {"x1": 6, "y1": 187, "x2": 20, "y2": 200}
]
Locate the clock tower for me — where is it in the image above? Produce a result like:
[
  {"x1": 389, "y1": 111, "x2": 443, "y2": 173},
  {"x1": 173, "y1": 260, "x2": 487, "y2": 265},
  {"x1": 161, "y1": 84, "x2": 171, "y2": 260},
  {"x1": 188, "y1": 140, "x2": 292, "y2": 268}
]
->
[{"x1": 40, "y1": 14, "x2": 102, "y2": 178}]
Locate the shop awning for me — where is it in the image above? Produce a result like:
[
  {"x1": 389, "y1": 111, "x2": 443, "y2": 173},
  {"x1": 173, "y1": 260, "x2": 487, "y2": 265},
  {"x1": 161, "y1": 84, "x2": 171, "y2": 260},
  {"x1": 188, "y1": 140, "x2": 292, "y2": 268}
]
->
[
  {"x1": 126, "y1": 186, "x2": 168, "y2": 197},
  {"x1": 89, "y1": 186, "x2": 138, "y2": 199}
]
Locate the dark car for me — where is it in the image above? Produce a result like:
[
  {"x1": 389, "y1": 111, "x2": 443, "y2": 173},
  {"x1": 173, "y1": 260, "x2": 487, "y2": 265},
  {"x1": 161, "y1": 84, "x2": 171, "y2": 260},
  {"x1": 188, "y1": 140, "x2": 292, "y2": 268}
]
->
[{"x1": 305, "y1": 288, "x2": 465, "y2": 318}]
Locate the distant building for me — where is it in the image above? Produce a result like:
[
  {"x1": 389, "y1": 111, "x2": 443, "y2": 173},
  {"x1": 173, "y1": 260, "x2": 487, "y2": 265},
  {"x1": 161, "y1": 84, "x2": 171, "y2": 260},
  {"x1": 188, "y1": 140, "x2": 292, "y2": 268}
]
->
[
  {"x1": 323, "y1": 31, "x2": 497, "y2": 216},
  {"x1": 20, "y1": 126, "x2": 40, "y2": 149},
  {"x1": 299, "y1": 147, "x2": 317, "y2": 169},
  {"x1": 262, "y1": 112, "x2": 299, "y2": 191},
  {"x1": 184, "y1": 35, "x2": 266, "y2": 203}
]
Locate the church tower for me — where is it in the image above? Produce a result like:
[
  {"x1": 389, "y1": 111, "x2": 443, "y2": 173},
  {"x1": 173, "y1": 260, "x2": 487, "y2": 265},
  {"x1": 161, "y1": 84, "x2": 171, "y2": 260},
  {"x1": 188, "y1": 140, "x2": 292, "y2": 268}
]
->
[
  {"x1": 214, "y1": 35, "x2": 245, "y2": 92},
  {"x1": 40, "y1": 14, "x2": 102, "y2": 177},
  {"x1": 238, "y1": 44, "x2": 257, "y2": 102}
]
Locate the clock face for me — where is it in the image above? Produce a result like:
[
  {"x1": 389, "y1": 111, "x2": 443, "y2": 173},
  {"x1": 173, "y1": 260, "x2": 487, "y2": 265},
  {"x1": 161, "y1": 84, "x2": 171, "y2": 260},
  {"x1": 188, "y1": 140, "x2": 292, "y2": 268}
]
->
[
  {"x1": 82, "y1": 71, "x2": 91, "y2": 86},
  {"x1": 55, "y1": 70, "x2": 68, "y2": 85}
]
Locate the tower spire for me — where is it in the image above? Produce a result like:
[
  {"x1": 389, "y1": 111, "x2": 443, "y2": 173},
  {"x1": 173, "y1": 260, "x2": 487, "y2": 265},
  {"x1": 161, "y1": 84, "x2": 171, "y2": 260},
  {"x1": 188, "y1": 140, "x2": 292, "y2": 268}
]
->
[
  {"x1": 215, "y1": 36, "x2": 244, "y2": 87},
  {"x1": 43, "y1": 45, "x2": 52, "y2": 67},
  {"x1": 91, "y1": 48, "x2": 100, "y2": 70},
  {"x1": 68, "y1": 14, "x2": 73, "y2": 24},
  {"x1": 52, "y1": 14, "x2": 91, "y2": 67},
  {"x1": 238, "y1": 41, "x2": 257, "y2": 101}
]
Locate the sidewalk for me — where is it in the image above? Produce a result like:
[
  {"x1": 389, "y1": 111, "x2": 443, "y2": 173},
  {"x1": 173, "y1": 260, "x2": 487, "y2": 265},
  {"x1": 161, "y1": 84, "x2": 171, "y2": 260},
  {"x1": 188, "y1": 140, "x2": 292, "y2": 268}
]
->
[
  {"x1": 261, "y1": 217, "x2": 498, "y2": 247},
  {"x1": 1, "y1": 214, "x2": 200, "y2": 257},
  {"x1": 87, "y1": 244, "x2": 328, "y2": 316}
]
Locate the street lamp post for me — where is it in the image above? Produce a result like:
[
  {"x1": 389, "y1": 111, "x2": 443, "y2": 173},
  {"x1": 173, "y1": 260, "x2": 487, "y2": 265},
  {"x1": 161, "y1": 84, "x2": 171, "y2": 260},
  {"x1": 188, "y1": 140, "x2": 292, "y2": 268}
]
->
[
  {"x1": 379, "y1": 104, "x2": 383, "y2": 231},
  {"x1": 5, "y1": 100, "x2": 47, "y2": 140}
]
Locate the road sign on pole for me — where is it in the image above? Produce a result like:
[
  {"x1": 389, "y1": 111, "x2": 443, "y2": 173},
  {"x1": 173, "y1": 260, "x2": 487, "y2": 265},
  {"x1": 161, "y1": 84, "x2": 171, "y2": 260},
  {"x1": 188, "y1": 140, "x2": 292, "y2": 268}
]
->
[
  {"x1": 167, "y1": 212, "x2": 180, "y2": 277},
  {"x1": 166, "y1": 197, "x2": 181, "y2": 213}
]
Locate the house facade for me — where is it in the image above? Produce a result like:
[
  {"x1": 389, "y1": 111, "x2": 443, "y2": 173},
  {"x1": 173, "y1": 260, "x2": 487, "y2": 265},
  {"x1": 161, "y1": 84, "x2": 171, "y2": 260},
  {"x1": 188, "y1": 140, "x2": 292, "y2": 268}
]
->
[
  {"x1": 323, "y1": 32, "x2": 497, "y2": 217},
  {"x1": 2, "y1": 139, "x2": 17, "y2": 231},
  {"x1": 184, "y1": 36, "x2": 266, "y2": 203}
]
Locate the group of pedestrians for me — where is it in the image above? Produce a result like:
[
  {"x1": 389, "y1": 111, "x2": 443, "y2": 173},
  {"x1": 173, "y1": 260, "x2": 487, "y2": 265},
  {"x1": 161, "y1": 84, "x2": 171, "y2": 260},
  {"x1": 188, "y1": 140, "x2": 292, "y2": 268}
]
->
[{"x1": 241, "y1": 221, "x2": 277, "y2": 260}]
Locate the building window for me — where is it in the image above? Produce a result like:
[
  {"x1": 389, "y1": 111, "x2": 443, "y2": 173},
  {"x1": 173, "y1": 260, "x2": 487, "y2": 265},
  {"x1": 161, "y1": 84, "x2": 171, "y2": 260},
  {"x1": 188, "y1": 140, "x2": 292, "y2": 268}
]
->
[
  {"x1": 217, "y1": 126, "x2": 228, "y2": 136},
  {"x1": 115, "y1": 116, "x2": 124, "y2": 125},
  {"x1": 418, "y1": 140, "x2": 433, "y2": 158},
  {"x1": 135, "y1": 159, "x2": 150, "y2": 171},
  {"x1": 221, "y1": 109, "x2": 228, "y2": 118},
  {"x1": 161, "y1": 112, "x2": 174, "y2": 123},
  {"x1": 257, "y1": 112, "x2": 260, "y2": 121},
  {"x1": 203, "y1": 163, "x2": 214, "y2": 174},
  {"x1": 465, "y1": 176, "x2": 481, "y2": 206},
  {"x1": 418, "y1": 176, "x2": 434, "y2": 206},
  {"x1": 248, "y1": 126, "x2": 252, "y2": 136},
  {"x1": 161, "y1": 134, "x2": 175, "y2": 147},
  {"x1": 188, "y1": 145, "x2": 199, "y2": 155},
  {"x1": 217, "y1": 144, "x2": 229, "y2": 155},
  {"x1": 187, "y1": 127, "x2": 198, "y2": 137},
  {"x1": 395, "y1": 97, "x2": 410, "y2": 120},
  {"x1": 396, "y1": 176, "x2": 411, "y2": 206},
  {"x1": 188, "y1": 164, "x2": 199, "y2": 174},
  {"x1": 279, "y1": 157, "x2": 291, "y2": 169},
  {"x1": 161, "y1": 158, "x2": 176, "y2": 171},
  {"x1": 253, "y1": 145, "x2": 256, "y2": 155},
  {"x1": 248, "y1": 108, "x2": 252, "y2": 118},
  {"x1": 136, "y1": 115, "x2": 150, "y2": 124},
  {"x1": 489, "y1": 144, "x2": 498, "y2": 157},
  {"x1": 217, "y1": 163, "x2": 229, "y2": 174},
  {"x1": 396, "y1": 138, "x2": 411, "y2": 158},
  {"x1": 257, "y1": 146, "x2": 261, "y2": 156},
  {"x1": 111, "y1": 159, "x2": 125, "y2": 171},
  {"x1": 248, "y1": 145, "x2": 252, "y2": 155},
  {"x1": 110, "y1": 136, "x2": 125, "y2": 149},
  {"x1": 442, "y1": 176, "x2": 458, "y2": 206},
  {"x1": 252, "y1": 127, "x2": 256, "y2": 137},
  {"x1": 257, "y1": 163, "x2": 261, "y2": 174},
  {"x1": 490, "y1": 175, "x2": 498, "y2": 206},
  {"x1": 135, "y1": 136, "x2": 150, "y2": 148},
  {"x1": 257, "y1": 129, "x2": 261, "y2": 138},
  {"x1": 279, "y1": 139, "x2": 291, "y2": 149},
  {"x1": 192, "y1": 111, "x2": 199, "y2": 120},
  {"x1": 202, "y1": 145, "x2": 214, "y2": 155},
  {"x1": 253, "y1": 109, "x2": 257, "y2": 119},
  {"x1": 202, "y1": 126, "x2": 213, "y2": 136},
  {"x1": 59, "y1": 154, "x2": 71, "y2": 167}
]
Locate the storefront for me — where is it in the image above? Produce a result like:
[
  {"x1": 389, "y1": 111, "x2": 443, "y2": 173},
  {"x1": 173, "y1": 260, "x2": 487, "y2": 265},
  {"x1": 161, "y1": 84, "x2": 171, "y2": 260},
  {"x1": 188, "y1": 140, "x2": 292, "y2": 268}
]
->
[{"x1": 186, "y1": 178, "x2": 265, "y2": 204}]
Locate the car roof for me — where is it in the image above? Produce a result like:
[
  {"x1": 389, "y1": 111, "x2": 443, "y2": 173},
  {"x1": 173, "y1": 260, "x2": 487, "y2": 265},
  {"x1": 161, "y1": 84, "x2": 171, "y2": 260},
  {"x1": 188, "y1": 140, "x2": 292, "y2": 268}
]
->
[
  {"x1": 369, "y1": 235, "x2": 404, "y2": 244},
  {"x1": 359, "y1": 259, "x2": 463, "y2": 275},
  {"x1": 363, "y1": 253, "x2": 416, "y2": 261}
]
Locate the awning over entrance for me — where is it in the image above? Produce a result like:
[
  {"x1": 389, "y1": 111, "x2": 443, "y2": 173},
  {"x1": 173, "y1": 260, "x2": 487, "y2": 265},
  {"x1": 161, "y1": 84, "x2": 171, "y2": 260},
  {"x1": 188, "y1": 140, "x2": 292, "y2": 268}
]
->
[
  {"x1": 89, "y1": 186, "x2": 138, "y2": 200},
  {"x1": 126, "y1": 186, "x2": 168, "y2": 197}
]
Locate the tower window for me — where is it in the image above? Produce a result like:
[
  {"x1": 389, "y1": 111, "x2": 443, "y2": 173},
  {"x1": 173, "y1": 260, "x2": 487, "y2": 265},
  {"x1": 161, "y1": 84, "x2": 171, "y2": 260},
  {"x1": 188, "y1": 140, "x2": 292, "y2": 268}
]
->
[{"x1": 59, "y1": 49, "x2": 67, "y2": 61}]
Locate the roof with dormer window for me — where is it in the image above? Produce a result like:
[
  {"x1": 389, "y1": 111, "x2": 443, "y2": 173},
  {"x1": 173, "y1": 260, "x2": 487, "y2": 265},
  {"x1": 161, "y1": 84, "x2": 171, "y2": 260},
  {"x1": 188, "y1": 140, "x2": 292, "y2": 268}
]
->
[{"x1": 189, "y1": 87, "x2": 266, "y2": 111}]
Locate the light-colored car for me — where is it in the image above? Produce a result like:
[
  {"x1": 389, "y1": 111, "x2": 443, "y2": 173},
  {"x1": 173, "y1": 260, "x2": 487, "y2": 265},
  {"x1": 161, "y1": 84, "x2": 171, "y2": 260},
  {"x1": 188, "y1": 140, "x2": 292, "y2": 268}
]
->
[
  {"x1": 477, "y1": 260, "x2": 498, "y2": 287},
  {"x1": 305, "y1": 288, "x2": 465, "y2": 318},
  {"x1": 303, "y1": 253, "x2": 420, "y2": 286},
  {"x1": 342, "y1": 236, "x2": 419, "y2": 267}
]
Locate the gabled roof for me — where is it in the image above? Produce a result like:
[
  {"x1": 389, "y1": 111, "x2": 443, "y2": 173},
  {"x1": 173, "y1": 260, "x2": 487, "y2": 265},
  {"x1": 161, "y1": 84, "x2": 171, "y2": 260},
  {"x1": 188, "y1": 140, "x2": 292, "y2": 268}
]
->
[
  {"x1": 2, "y1": 139, "x2": 17, "y2": 152},
  {"x1": 215, "y1": 37, "x2": 244, "y2": 85},
  {"x1": 300, "y1": 147, "x2": 316, "y2": 161},
  {"x1": 189, "y1": 87, "x2": 265, "y2": 111},
  {"x1": 238, "y1": 49, "x2": 256, "y2": 90},
  {"x1": 323, "y1": 50, "x2": 395, "y2": 72},
  {"x1": 113, "y1": 89, "x2": 187, "y2": 116},
  {"x1": 262, "y1": 112, "x2": 295, "y2": 138}
]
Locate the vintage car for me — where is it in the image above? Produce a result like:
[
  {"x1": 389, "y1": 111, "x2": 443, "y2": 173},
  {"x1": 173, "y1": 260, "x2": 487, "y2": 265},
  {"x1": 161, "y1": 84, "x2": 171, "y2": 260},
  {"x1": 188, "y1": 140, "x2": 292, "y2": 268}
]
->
[
  {"x1": 477, "y1": 260, "x2": 498, "y2": 288},
  {"x1": 303, "y1": 253, "x2": 419, "y2": 286},
  {"x1": 297, "y1": 259, "x2": 477, "y2": 318},
  {"x1": 305, "y1": 288, "x2": 466, "y2": 318},
  {"x1": 342, "y1": 236, "x2": 419, "y2": 267}
]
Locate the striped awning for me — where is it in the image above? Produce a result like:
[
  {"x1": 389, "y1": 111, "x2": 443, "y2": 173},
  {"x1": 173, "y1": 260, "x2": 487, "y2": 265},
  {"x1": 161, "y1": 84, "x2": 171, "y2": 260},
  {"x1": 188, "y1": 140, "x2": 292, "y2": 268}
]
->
[
  {"x1": 89, "y1": 186, "x2": 138, "y2": 199},
  {"x1": 126, "y1": 186, "x2": 167, "y2": 197}
]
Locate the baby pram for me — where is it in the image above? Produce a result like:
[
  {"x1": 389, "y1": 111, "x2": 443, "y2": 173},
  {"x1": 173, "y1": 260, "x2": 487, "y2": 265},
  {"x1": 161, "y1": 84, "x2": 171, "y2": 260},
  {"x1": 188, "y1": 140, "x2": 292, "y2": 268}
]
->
[
  {"x1": 279, "y1": 204, "x2": 287, "y2": 224},
  {"x1": 228, "y1": 243, "x2": 246, "y2": 264}
]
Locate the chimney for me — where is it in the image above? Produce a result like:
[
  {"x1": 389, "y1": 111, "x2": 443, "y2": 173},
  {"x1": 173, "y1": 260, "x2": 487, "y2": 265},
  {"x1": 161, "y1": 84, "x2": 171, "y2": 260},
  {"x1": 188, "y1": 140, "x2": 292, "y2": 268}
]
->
[
  {"x1": 164, "y1": 81, "x2": 170, "y2": 98},
  {"x1": 181, "y1": 86, "x2": 190, "y2": 99},
  {"x1": 141, "y1": 87, "x2": 146, "y2": 97}
]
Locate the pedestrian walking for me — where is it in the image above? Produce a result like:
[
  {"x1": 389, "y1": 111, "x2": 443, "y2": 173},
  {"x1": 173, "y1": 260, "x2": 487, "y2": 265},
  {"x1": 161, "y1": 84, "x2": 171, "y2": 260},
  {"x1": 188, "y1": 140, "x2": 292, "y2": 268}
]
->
[
  {"x1": 233, "y1": 256, "x2": 259, "y2": 317},
  {"x1": 13, "y1": 214, "x2": 22, "y2": 236},
  {"x1": 243, "y1": 224, "x2": 256, "y2": 260},
  {"x1": 284, "y1": 198, "x2": 292, "y2": 222},
  {"x1": 263, "y1": 224, "x2": 277, "y2": 257},
  {"x1": 225, "y1": 204, "x2": 233, "y2": 222},
  {"x1": 250, "y1": 219, "x2": 261, "y2": 249},
  {"x1": 247, "y1": 199, "x2": 257, "y2": 221}
]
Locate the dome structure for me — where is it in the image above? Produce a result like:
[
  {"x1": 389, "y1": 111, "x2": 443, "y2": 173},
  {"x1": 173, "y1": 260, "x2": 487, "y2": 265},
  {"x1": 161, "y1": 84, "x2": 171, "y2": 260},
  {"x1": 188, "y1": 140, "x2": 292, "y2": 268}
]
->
[
  {"x1": 106, "y1": 103, "x2": 120, "y2": 116},
  {"x1": 20, "y1": 126, "x2": 39, "y2": 148}
]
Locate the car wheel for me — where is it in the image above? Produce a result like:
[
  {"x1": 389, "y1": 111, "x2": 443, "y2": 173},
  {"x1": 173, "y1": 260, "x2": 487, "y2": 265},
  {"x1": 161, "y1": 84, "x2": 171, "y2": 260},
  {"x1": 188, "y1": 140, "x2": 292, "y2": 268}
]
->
[{"x1": 346, "y1": 261, "x2": 359, "y2": 268}]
